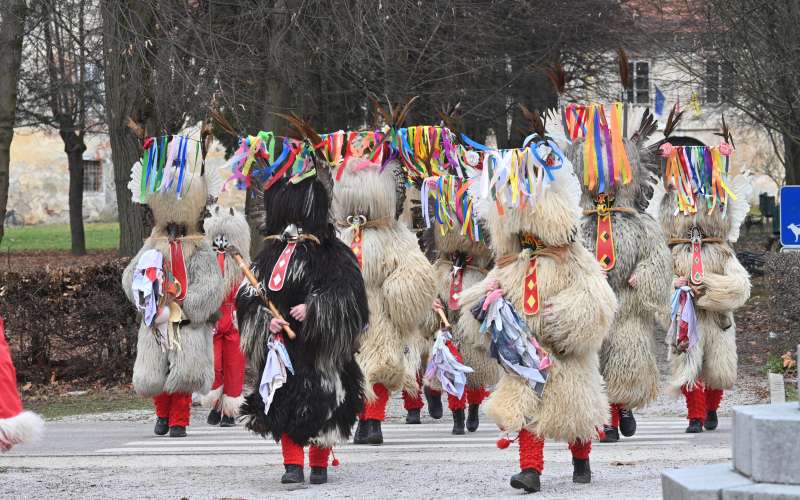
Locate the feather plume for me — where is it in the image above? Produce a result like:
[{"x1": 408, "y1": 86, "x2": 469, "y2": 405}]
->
[
  {"x1": 519, "y1": 104, "x2": 546, "y2": 138},
  {"x1": 618, "y1": 48, "x2": 631, "y2": 91},
  {"x1": 126, "y1": 118, "x2": 146, "y2": 141},
  {"x1": 211, "y1": 110, "x2": 238, "y2": 137},
  {"x1": 663, "y1": 104, "x2": 684, "y2": 138},
  {"x1": 273, "y1": 112, "x2": 323, "y2": 146},
  {"x1": 543, "y1": 63, "x2": 567, "y2": 95},
  {"x1": 543, "y1": 108, "x2": 568, "y2": 149},
  {"x1": 713, "y1": 114, "x2": 735, "y2": 149},
  {"x1": 631, "y1": 107, "x2": 657, "y2": 144},
  {"x1": 394, "y1": 96, "x2": 418, "y2": 128}
]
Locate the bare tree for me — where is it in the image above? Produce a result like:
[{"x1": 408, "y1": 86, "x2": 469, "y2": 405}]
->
[
  {"x1": 17, "y1": 0, "x2": 104, "y2": 255},
  {"x1": 0, "y1": 0, "x2": 27, "y2": 247}
]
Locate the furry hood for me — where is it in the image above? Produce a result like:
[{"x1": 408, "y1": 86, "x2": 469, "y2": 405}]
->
[
  {"x1": 261, "y1": 174, "x2": 336, "y2": 241},
  {"x1": 204, "y1": 205, "x2": 251, "y2": 293},
  {"x1": 426, "y1": 224, "x2": 493, "y2": 263},
  {"x1": 472, "y1": 158, "x2": 582, "y2": 257},
  {"x1": 331, "y1": 158, "x2": 406, "y2": 222}
]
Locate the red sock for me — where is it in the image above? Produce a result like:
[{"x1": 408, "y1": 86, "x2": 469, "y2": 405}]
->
[
  {"x1": 402, "y1": 390, "x2": 424, "y2": 411},
  {"x1": 609, "y1": 403, "x2": 622, "y2": 428},
  {"x1": 705, "y1": 388, "x2": 723, "y2": 412},
  {"x1": 466, "y1": 386, "x2": 488, "y2": 406},
  {"x1": 682, "y1": 384, "x2": 706, "y2": 421},
  {"x1": 447, "y1": 392, "x2": 466, "y2": 411},
  {"x1": 569, "y1": 439, "x2": 592, "y2": 460},
  {"x1": 363, "y1": 383, "x2": 390, "y2": 421},
  {"x1": 281, "y1": 434, "x2": 304, "y2": 466},
  {"x1": 308, "y1": 446, "x2": 330, "y2": 468},
  {"x1": 518, "y1": 429, "x2": 545, "y2": 473},
  {"x1": 153, "y1": 393, "x2": 171, "y2": 419},
  {"x1": 168, "y1": 392, "x2": 192, "y2": 427}
]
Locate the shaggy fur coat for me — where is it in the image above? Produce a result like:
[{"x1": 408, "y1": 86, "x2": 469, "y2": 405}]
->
[
  {"x1": 570, "y1": 140, "x2": 673, "y2": 409},
  {"x1": 422, "y1": 228, "x2": 501, "y2": 391},
  {"x1": 331, "y1": 159, "x2": 437, "y2": 400},
  {"x1": 658, "y1": 188, "x2": 751, "y2": 394},
  {"x1": 122, "y1": 178, "x2": 226, "y2": 397},
  {"x1": 458, "y1": 167, "x2": 617, "y2": 442},
  {"x1": 236, "y1": 176, "x2": 369, "y2": 448}
]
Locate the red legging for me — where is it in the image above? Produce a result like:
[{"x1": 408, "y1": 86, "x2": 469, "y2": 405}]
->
[
  {"x1": 153, "y1": 392, "x2": 192, "y2": 427},
  {"x1": 281, "y1": 434, "x2": 331, "y2": 467},
  {"x1": 518, "y1": 429, "x2": 592, "y2": 473},
  {"x1": 211, "y1": 300, "x2": 246, "y2": 400},
  {"x1": 360, "y1": 383, "x2": 390, "y2": 421},
  {"x1": 447, "y1": 386, "x2": 489, "y2": 411},
  {"x1": 609, "y1": 403, "x2": 623, "y2": 427}
]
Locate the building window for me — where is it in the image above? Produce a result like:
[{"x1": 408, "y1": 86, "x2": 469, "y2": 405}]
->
[
  {"x1": 83, "y1": 160, "x2": 102, "y2": 193},
  {"x1": 626, "y1": 60, "x2": 650, "y2": 105},
  {"x1": 705, "y1": 60, "x2": 734, "y2": 104}
]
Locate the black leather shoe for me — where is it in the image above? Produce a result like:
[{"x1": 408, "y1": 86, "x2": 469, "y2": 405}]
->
[
  {"x1": 206, "y1": 409, "x2": 222, "y2": 426},
  {"x1": 406, "y1": 408, "x2": 421, "y2": 424},
  {"x1": 452, "y1": 409, "x2": 466, "y2": 435},
  {"x1": 572, "y1": 458, "x2": 591, "y2": 483},
  {"x1": 169, "y1": 425, "x2": 187, "y2": 438},
  {"x1": 366, "y1": 419, "x2": 383, "y2": 445},
  {"x1": 353, "y1": 419, "x2": 368, "y2": 444},
  {"x1": 686, "y1": 419, "x2": 704, "y2": 433},
  {"x1": 309, "y1": 467, "x2": 327, "y2": 484},
  {"x1": 220, "y1": 415, "x2": 236, "y2": 427},
  {"x1": 281, "y1": 464, "x2": 304, "y2": 484},
  {"x1": 154, "y1": 417, "x2": 169, "y2": 436},
  {"x1": 600, "y1": 425, "x2": 619, "y2": 442},
  {"x1": 510, "y1": 468, "x2": 541, "y2": 492},
  {"x1": 704, "y1": 411, "x2": 718, "y2": 431},
  {"x1": 619, "y1": 408, "x2": 637, "y2": 437},
  {"x1": 466, "y1": 404, "x2": 480, "y2": 432},
  {"x1": 425, "y1": 387, "x2": 443, "y2": 419}
]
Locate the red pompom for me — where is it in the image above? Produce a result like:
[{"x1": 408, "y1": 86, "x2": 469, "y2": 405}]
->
[
  {"x1": 496, "y1": 437, "x2": 511, "y2": 449},
  {"x1": 331, "y1": 458, "x2": 340, "y2": 467}
]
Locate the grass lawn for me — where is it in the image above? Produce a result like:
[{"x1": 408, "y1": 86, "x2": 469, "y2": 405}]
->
[
  {"x1": 3, "y1": 222, "x2": 119, "y2": 252},
  {"x1": 24, "y1": 389, "x2": 151, "y2": 420}
]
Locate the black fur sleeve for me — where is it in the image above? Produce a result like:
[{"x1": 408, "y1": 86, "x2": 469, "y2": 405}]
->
[
  {"x1": 235, "y1": 263, "x2": 272, "y2": 368},
  {"x1": 301, "y1": 241, "x2": 369, "y2": 366}
]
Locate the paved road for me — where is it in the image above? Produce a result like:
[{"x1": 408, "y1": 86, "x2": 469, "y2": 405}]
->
[{"x1": 1, "y1": 407, "x2": 731, "y2": 499}]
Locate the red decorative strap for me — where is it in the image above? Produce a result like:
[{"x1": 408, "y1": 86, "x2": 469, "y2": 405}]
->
[
  {"x1": 448, "y1": 267, "x2": 464, "y2": 310},
  {"x1": 350, "y1": 227, "x2": 363, "y2": 268},
  {"x1": 523, "y1": 257, "x2": 540, "y2": 315},
  {"x1": 169, "y1": 241, "x2": 188, "y2": 302},
  {"x1": 690, "y1": 239, "x2": 704, "y2": 285},
  {"x1": 595, "y1": 211, "x2": 616, "y2": 271},
  {"x1": 216, "y1": 251, "x2": 225, "y2": 275},
  {"x1": 268, "y1": 242, "x2": 297, "y2": 292}
]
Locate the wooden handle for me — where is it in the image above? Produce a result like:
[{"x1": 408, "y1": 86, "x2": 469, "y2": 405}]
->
[
  {"x1": 229, "y1": 250, "x2": 296, "y2": 340},
  {"x1": 435, "y1": 307, "x2": 450, "y2": 329}
]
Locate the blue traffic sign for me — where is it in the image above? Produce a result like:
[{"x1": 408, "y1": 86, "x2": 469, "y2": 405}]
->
[{"x1": 780, "y1": 185, "x2": 800, "y2": 247}]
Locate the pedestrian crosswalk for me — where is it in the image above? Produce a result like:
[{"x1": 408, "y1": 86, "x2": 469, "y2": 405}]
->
[{"x1": 93, "y1": 418, "x2": 715, "y2": 456}]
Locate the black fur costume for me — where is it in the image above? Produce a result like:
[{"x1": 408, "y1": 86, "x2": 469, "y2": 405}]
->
[{"x1": 236, "y1": 175, "x2": 368, "y2": 447}]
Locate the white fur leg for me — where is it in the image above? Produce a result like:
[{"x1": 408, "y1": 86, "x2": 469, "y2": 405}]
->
[
  {"x1": 220, "y1": 393, "x2": 245, "y2": 417},
  {"x1": 200, "y1": 386, "x2": 223, "y2": 409},
  {"x1": 0, "y1": 411, "x2": 45, "y2": 449}
]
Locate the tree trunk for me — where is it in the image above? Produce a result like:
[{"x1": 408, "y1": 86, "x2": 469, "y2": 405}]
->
[
  {"x1": 101, "y1": 0, "x2": 150, "y2": 256},
  {"x1": 0, "y1": 0, "x2": 26, "y2": 247},
  {"x1": 784, "y1": 132, "x2": 800, "y2": 185},
  {"x1": 62, "y1": 132, "x2": 87, "y2": 255}
]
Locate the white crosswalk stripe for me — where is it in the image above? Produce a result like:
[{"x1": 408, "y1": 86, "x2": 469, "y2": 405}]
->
[{"x1": 94, "y1": 420, "x2": 708, "y2": 456}]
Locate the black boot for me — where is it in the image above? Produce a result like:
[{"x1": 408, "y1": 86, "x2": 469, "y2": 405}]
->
[
  {"x1": 353, "y1": 419, "x2": 368, "y2": 444},
  {"x1": 704, "y1": 411, "x2": 718, "y2": 431},
  {"x1": 366, "y1": 419, "x2": 383, "y2": 445},
  {"x1": 309, "y1": 467, "x2": 327, "y2": 485},
  {"x1": 686, "y1": 419, "x2": 704, "y2": 433},
  {"x1": 220, "y1": 415, "x2": 236, "y2": 427},
  {"x1": 425, "y1": 387, "x2": 443, "y2": 419},
  {"x1": 169, "y1": 425, "x2": 187, "y2": 438},
  {"x1": 600, "y1": 425, "x2": 619, "y2": 443},
  {"x1": 619, "y1": 408, "x2": 637, "y2": 437},
  {"x1": 466, "y1": 404, "x2": 480, "y2": 432},
  {"x1": 572, "y1": 458, "x2": 591, "y2": 484},
  {"x1": 206, "y1": 409, "x2": 222, "y2": 426},
  {"x1": 154, "y1": 417, "x2": 169, "y2": 436},
  {"x1": 406, "y1": 408, "x2": 421, "y2": 424},
  {"x1": 281, "y1": 464, "x2": 304, "y2": 484},
  {"x1": 451, "y1": 409, "x2": 466, "y2": 435},
  {"x1": 510, "y1": 468, "x2": 541, "y2": 493}
]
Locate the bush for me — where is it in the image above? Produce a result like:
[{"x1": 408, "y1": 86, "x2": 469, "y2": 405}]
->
[{"x1": 0, "y1": 259, "x2": 137, "y2": 384}]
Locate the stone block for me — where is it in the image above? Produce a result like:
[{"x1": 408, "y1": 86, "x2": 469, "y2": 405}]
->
[
  {"x1": 723, "y1": 483, "x2": 800, "y2": 500},
  {"x1": 733, "y1": 403, "x2": 800, "y2": 484},
  {"x1": 662, "y1": 463, "x2": 754, "y2": 500}
]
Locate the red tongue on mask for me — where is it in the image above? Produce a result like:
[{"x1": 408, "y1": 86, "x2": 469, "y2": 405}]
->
[
  {"x1": 268, "y1": 242, "x2": 297, "y2": 292},
  {"x1": 523, "y1": 257, "x2": 540, "y2": 315},
  {"x1": 690, "y1": 239, "x2": 704, "y2": 285},
  {"x1": 448, "y1": 267, "x2": 464, "y2": 310},
  {"x1": 350, "y1": 227, "x2": 363, "y2": 268},
  {"x1": 170, "y1": 241, "x2": 188, "y2": 302}
]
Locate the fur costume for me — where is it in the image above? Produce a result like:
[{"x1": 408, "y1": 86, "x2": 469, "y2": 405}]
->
[
  {"x1": 201, "y1": 206, "x2": 250, "y2": 420},
  {"x1": 562, "y1": 111, "x2": 673, "y2": 432},
  {"x1": 457, "y1": 139, "x2": 617, "y2": 487},
  {"x1": 331, "y1": 157, "x2": 436, "y2": 431},
  {"x1": 235, "y1": 154, "x2": 368, "y2": 456},
  {"x1": 122, "y1": 161, "x2": 226, "y2": 434},
  {"x1": 655, "y1": 140, "x2": 751, "y2": 426}
]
